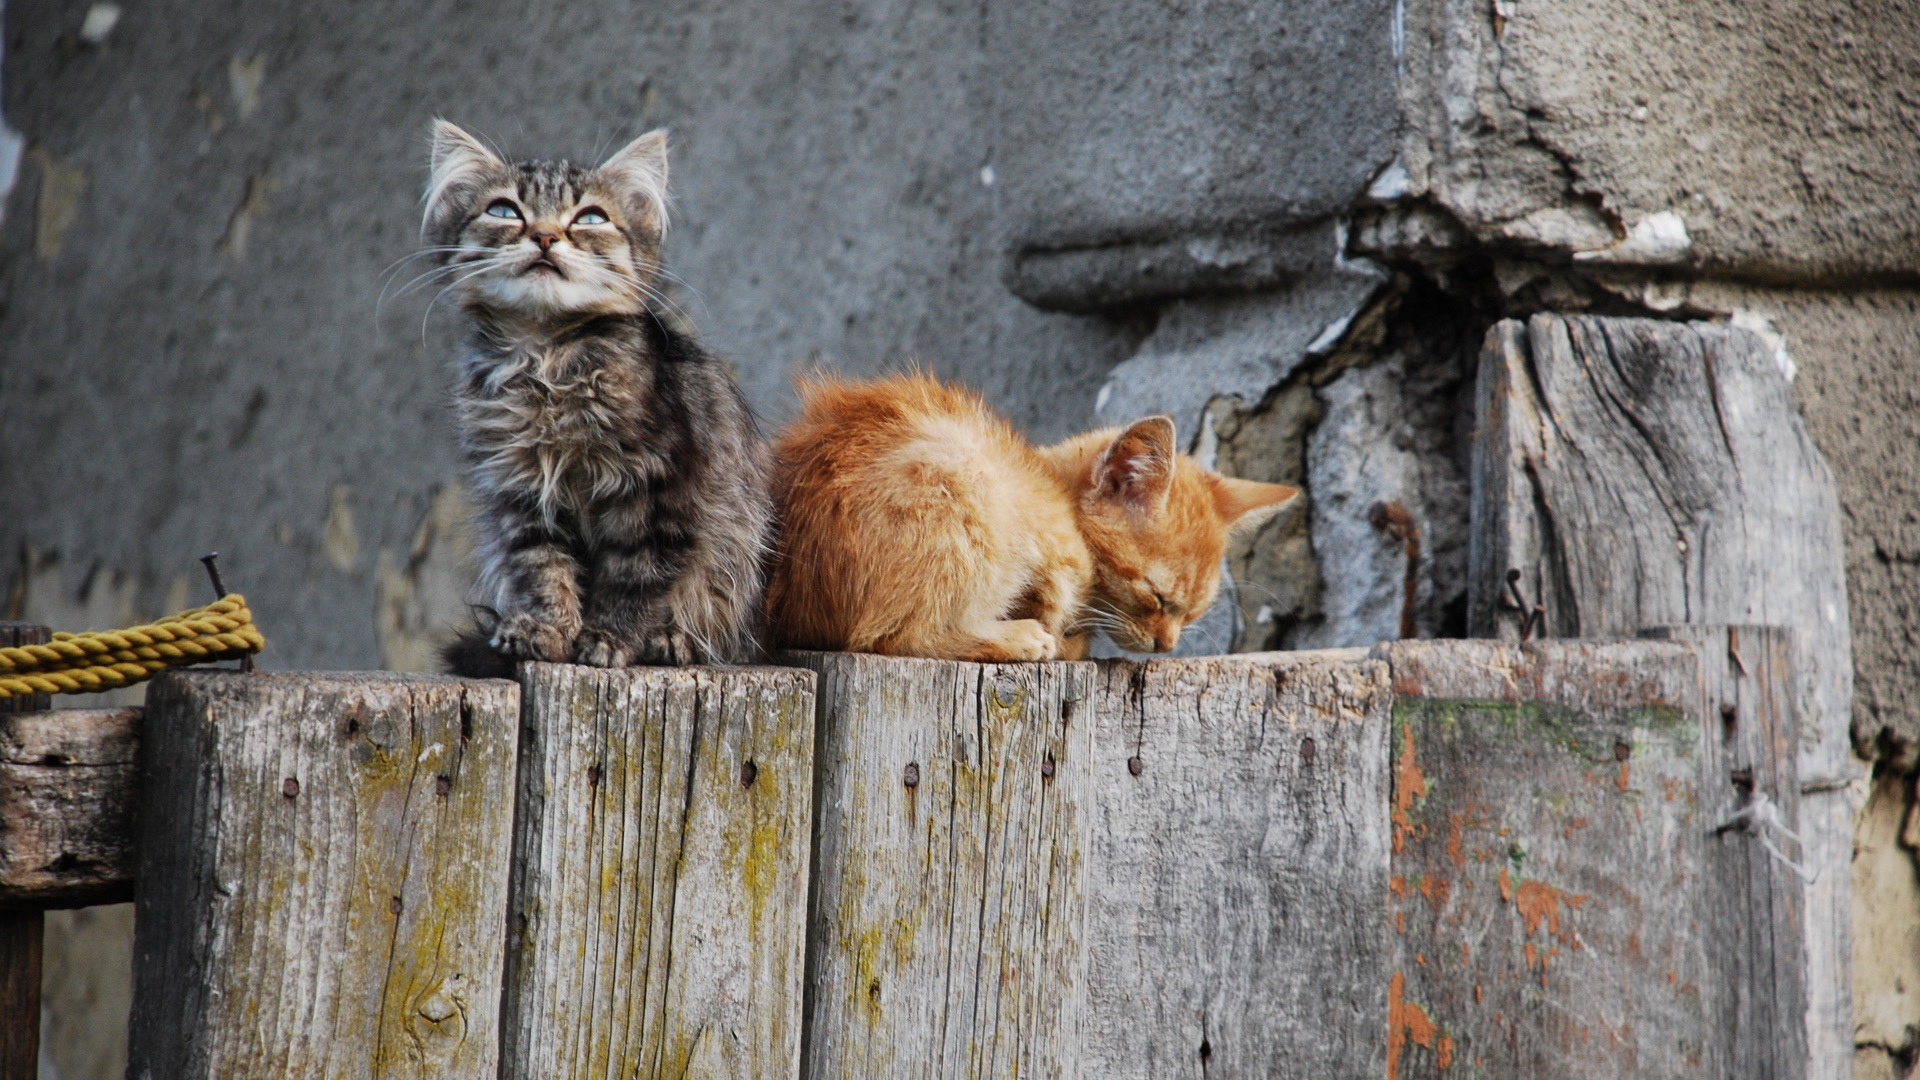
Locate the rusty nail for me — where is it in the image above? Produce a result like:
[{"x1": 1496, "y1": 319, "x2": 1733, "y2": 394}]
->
[
  {"x1": 903, "y1": 762, "x2": 920, "y2": 789},
  {"x1": 1300, "y1": 737, "x2": 1317, "y2": 764},
  {"x1": 1613, "y1": 740, "x2": 1631, "y2": 762},
  {"x1": 281, "y1": 777, "x2": 299, "y2": 799},
  {"x1": 1041, "y1": 753, "x2": 1056, "y2": 780},
  {"x1": 389, "y1": 896, "x2": 404, "y2": 916},
  {"x1": 435, "y1": 775, "x2": 451, "y2": 798},
  {"x1": 740, "y1": 760, "x2": 758, "y2": 788},
  {"x1": 1127, "y1": 755, "x2": 1144, "y2": 777},
  {"x1": 198, "y1": 552, "x2": 254, "y2": 671},
  {"x1": 586, "y1": 764, "x2": 601, "y2": 789}
]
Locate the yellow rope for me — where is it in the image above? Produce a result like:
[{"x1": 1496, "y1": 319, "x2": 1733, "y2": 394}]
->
[{"x1": 0, "y1": 594, "x2": 265, "y2": 699}]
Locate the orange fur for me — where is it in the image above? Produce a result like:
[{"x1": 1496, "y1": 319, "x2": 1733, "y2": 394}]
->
[{"x1": 768, "y1": 373, "x2": 1298, "y2": 661}]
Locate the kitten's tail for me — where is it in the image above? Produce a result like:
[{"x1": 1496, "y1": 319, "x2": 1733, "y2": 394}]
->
[{"x1": 440, "y1": 626, "x2": 519, "y2": 680}]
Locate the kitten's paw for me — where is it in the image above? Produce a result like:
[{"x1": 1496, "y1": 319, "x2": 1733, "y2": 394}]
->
[
  {"x1": 639, "y1": 628, "x2": 697, "y2": 667},
  {"x1": 573, "y1": 628, "x2": 638, "y2": 668},
  {"x1": 982, "y1": 619, "x2": 1058, "y2": 662},
  {"x1": 491, "y1": 612, "x2": 576, "y2": 662}
]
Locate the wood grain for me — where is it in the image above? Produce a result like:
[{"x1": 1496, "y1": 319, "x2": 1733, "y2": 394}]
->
[
  {"x1": 1379, "y1": 637, "x2": 1805, "y2": 1080},
  {"x1": 1381, "y1": 638, "x2": 1707, "y2": 1080},
  {"x1": 1646, "y1": 625, "x2": 1808, "y2": 1080},
  {"x1": 128, "y1": 670, "x2": 521, "y2": 1080},
  {"x1": 796, "y1": 652, "x2": 1093, "y2": 1080},
  {"x1": 0, "y1": 707, "x2": 139, "y2": 909},
  {"x1": 503, "y1": 663, "x2": 817, "y2": 1080},
  {"x1": 1469, "y1": 315, "x2": 1854, "y2": 1077},
  {"x1": 1086, "y1": 647, "x2": 1393, "y2": 1080},
  {"x1": 0, "y1": 622, "x2": 48, "y2": 1080}
]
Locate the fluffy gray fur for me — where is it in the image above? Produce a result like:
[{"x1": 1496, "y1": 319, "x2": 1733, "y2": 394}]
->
[{"x1": 424, "y1": 121, "x2": 771, "y2": 669}]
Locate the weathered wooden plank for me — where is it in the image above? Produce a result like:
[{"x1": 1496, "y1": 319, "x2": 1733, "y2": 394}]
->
[
  {"x1": 796, "y1": 652, "x2": 1093, "y2": 1080},
  {"x1": 128, "y1": 671, "x2": 520, "y2": 1080},
  {"x1": 0, "y1": 621, "x2": 48, "y2": 1080},
  {"x1": 1468, "y1": 315, "x2": 1854, "y2": 1077},
  {"x1": 1380, "y1": 637, "x2": 1805, "y2": 1080},
  {"x1": 0, "y1": 707, "x2": 139, "y2": 909},
  {"x1": 1646, "y1": 625, "x2": 1807, "y2": 1080},
  {"x1": 1085, "y1": 648, "x2": 1393, "y2": 1080},
  {"x1": 1381, "y1": 638, "x2": 1707, "y2": 1079},
  {"x1": 503, "y1": 663, "x2": 816, "y2": 1080}
]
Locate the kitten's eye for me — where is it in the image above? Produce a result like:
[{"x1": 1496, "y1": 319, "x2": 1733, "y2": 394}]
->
[
  {"x1": 573, "y1": 207, "x2": 610, "y2": 226},
  {"x1": 484, "y1": 200, "x2": 522, "y2": 220}
]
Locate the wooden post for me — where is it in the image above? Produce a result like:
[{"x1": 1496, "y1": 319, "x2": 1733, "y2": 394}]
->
[
  {"x1": 1469, "y1": 315, "x2": 1854, "y2": 1079},
  {"x1": 0, "y1": 621, "x2": 49, "y2": 1080},
  {"x1": 1379, "y1": 636, "x2": 1806, "y2": 1080},
  {"x1": 1645, "y1": 624, "x2": 1808, "y2": 1079},
  {"x1": 1085, "y1": 648, "x2": 1394, "y2": 1079},
  {"x1": 795, "y1": 653, "x2": 1093, "y2": 1079},
  {"x1": 0, "y1": 707, "x2": 141, "y2": 909},
  {"x1": 128, "y1": 671, "x2": 521, "y2": 1079},
  {"x1": 503, "y1": 663, "x2": 816, "y2": 1080}
]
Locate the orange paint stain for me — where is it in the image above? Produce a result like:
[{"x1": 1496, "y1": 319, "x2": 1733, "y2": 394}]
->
[
  {"x1": 1616, "y1": 761, "x2": 1630, "y2": 793},
  {"x1": 1437, "y1": 1035, "x2": 1455, "y2": 1068},
  {"x1": 1498, "y1": 866, "x2": 1513, "y2": 902},
  {"x1": 1391, "y1": 875, "x2": 1411, "y2": 899},
  {"x1": 1446, "y1": 811, "x2": 1467, "y2": 869},
  {"x1": 1396, "y1": 910, "x2": 1406, "y2": 933},
  {"x1": 1461, "y1": 943, "x2": 1471, "y2": 963},
  {"x1": 1514, "y1": 880, "x2": 1563, "y2": 937},
  {"x1": 1392, "y1": 724, "x2": 1429, "y2": 854},
  {"x1": 1474, "y1": 984, "x2": 1483, "y2": 1004},
  {"x1": 1420, "y1": 874, "x2": 1451, "y2": 908},
  {"x1": 1416, "y1": 952, "x2": 1427, "y2": 966},
  {"x1": 1386, "y1": 971, "x2": 1446, "y2": 1079}
]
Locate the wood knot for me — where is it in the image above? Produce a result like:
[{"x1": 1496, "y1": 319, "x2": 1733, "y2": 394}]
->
[
  {"x1": 902, "y1": 762, "x2": 920, "y2": 790},
  {"x1": 281, "y1": 777, "x2": 300, "y2": 799},
  {"x1": 740, "y1": 760, "x2": 758, "y2": 788},
  {"x1": 586, "y1": 764, "x2": 601, "y2": 789},
  {"x1": 435, "y1": 774, "x2": 451, "y2": 798}
]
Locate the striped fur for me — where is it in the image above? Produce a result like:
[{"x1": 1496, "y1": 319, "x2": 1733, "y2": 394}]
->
[{"x1": 426, "y1": 122, "x2": 771, "y2": 670}]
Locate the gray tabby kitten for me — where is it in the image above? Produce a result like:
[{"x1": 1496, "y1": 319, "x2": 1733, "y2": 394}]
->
[{"x1": 425, "y1": 121, "x2": 771, "y2": 672}]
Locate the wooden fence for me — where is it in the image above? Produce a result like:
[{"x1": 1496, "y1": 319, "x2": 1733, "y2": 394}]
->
[
  {"x1": 0, "y1": 314, "x2": 1842, "y2": 1079},
  {"x1": 1, "y1": 632, "x2": 1809, "y2": 1080}
]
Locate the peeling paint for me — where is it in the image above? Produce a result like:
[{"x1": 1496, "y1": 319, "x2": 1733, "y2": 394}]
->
[{"x1": 28, "y1": 148, "x2": 86, "y2": 258}]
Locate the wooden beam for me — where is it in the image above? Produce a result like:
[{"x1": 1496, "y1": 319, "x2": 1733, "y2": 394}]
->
[
  {"x1": 794, "y1": 652, "x2": 1093, "y2": 1079},
  {"x1": 1469, "y1": 315, "x2": 1854, "y2": 1079},
  {"x1": 0, "y1": 707, "x2": 140, "y2": 909},
  {"x1": 0, "y1": 621, "x2": 48, "y2": 1080},
  {"x1": 1085, "y1": 648, "x2": 1394, "y2": 1079},
  {"x1": 1379, "y1": 636, "x2": 1805, "y2": 1080},
  {"x1": 501, "y1": 663, "x2": 816, "y2": 1080},
  {"x1": 127, "y1": 670, "x2": 521, "y2": 1079}
]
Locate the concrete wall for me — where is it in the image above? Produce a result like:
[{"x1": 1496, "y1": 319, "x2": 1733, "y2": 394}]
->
[{"x1": 2, "y1": 0, "x2": 1916, "y2": 1076}]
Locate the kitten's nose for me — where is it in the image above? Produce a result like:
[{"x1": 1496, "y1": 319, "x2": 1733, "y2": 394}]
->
[{"x1": 531, "y1": 226, "x2": 559, "y2": 251}]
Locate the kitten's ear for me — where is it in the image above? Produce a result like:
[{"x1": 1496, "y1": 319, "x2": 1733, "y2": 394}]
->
[
  {"x1": 1092, "y1": 416, "x2": 1178, "y2": 511},
  {"x1": 1212, "y1": 475, "x2": 1299, "y2": 535},
  {"x1": 596, "y1": 129, "x2": 671, "y2": 232},
  {"x1": 424, "y1": 120, "x2": 504, "y2": 236}
]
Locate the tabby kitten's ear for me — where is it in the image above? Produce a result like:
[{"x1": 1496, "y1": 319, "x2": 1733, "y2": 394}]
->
[
  {"x1": 595, "y1": 129, "x2": 672, "y2": 232},
  {"x1": 1092, "y1": 416, "x2": 1178, "y2": 511},
  {"x1": 423, "y1": 120, "x2": 505, "y2": 239},
  {"x1": 1212, "y1": 475, "x2": 1299, "y2": 535}
]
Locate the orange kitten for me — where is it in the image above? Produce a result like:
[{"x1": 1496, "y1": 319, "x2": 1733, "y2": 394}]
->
[{"x1": 768, "y1": 373, "x2": 1297, "y2": 661}]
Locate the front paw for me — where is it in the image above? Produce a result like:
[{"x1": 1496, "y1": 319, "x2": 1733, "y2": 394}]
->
[
  {"x1": 491, "y1": 611, "x2": 577, "y2": 662},
  {"x1": 639, "y1": 628, "x2": 697, "y2": 667},
  {"x1": 573, "y1": 628, "x2": 638, "y2": 668}
]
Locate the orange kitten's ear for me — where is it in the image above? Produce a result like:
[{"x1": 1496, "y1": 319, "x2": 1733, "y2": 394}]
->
[
  {"x1": 597, "y1": 129, "x2": 672, "y2": 232},
  {"x1": 1212, "y1": 475, "x2": 1299, "y2": 535},
  {"x1": 1093, "y1": 416, "x2": 1178, "y2": 511}
]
